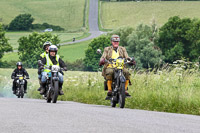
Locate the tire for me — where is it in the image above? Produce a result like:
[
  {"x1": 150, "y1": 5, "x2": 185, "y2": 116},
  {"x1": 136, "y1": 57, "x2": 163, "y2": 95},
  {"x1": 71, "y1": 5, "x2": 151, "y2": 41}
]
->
[
  {"x1": 20, "y1": 85, "x2": 24, "y2": 98},
  {"x1": 52, "y1": 81, "x2": 59, "y2": 103},
  {"x1": 119, "y1": 83, "x2": 125, "y2": 108},
  {"x1": 111, "y1": 98, "x2": 117, "y2": 107}
]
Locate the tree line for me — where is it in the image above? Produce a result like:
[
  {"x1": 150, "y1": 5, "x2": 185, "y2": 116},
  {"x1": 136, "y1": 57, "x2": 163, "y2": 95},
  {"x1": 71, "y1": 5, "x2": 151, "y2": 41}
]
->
[{"x1": 0, "y1": 16, "x2": 199, "y2": 70}]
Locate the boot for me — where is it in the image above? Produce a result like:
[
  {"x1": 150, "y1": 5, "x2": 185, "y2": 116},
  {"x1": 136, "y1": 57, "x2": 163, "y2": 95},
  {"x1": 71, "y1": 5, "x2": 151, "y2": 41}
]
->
[
  {"x1": 125, "y1": 80, "x2": 131, "y2": 97},
  {"x1": 107, "y1": 80, "x2": 112, "y2": 96},
  {"x1": 59, "y1": 83, "x2": 64, "y2": 95},
  {"x1": 37, "y1": 78, "x2": 42, "y2": 91},
  {"x1": 40, "y1": 83, "x2": 46, "y2": 95},
  {"x1": 12, "y1": 85, "x2": 16, "y2": 94}
]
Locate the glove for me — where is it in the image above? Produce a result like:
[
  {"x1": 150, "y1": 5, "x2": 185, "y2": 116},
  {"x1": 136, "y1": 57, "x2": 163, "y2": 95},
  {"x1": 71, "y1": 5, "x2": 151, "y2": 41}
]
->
[
  {"x1": 99, "y1": 58, "x2": 106, "y2": 66},
  {"x1": 11, "y1": 76, "x2": 15, "y2": 79},
  {"x1": 63, "y1": 67, "x2": 67, "y2": 71},
  {"x1": 26, "y1": 76, "x2": 30, "y2": 79},
  {"x1": 39, "y1": 66, "x2": 44, "y2": 70},
  {"x1": 128, "y1": 57, "x2": 136, "y2": 66}
]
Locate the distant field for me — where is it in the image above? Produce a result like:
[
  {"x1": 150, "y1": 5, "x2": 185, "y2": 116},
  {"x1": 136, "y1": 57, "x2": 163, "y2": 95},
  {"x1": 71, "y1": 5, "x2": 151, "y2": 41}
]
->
[
  {"x1": 2, "y1": 39, "x2": 92, "y2": 62},
  {"x1": 5, "y1": 31, "x2": 87, "y2": 50},
  {"x1": 0, "y1": 0, "x2": 86, "y2": 30},
  {"x1": 100, "y1": 1, "x2": 200, "y2": 29},
  {"x1": 58, "y1": 39, "x2": 92, "y2": 62}
]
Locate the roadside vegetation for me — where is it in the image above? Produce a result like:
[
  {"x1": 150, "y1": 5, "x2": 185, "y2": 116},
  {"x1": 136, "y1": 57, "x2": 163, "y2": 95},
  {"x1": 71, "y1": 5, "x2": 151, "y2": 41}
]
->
[{"x1": 0, "y1": 63, "x2": 199, "y2": 115}]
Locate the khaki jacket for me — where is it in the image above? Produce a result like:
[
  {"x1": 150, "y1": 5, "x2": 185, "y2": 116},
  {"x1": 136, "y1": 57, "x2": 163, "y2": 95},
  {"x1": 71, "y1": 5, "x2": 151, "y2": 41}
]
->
[{"x1": 100, "y1": 46, "x2": 129, "y2": 76}]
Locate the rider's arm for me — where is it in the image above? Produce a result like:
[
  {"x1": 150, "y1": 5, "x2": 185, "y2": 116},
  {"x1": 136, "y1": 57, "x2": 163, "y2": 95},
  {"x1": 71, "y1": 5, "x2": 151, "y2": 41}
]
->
[
  {"x1": 59, "y1": 58, "x2": 67, "y2": 69},
  {"x1": 122, "y1": 47, "x2": 129, "y2": 59},
  {"x1": 100, "y1": 47, "x2": 107, "y2": 61},
  {"x1": 11, "y1": 69, "x2": 17, "y2": 79},
  {"x1": 23, "y1": 69, "x2": 29, "y2": 79}
]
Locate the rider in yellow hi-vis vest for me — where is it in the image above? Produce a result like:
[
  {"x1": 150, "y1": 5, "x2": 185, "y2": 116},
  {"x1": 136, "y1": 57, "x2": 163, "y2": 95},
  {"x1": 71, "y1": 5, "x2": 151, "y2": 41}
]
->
[
  {"x1": 38, "y1": 42, "x2": 52, "y2": 91},
  {"x1": 39, "y1": 45, "x2": 67, "y2": 95},
  {"x1": 99, "y1": 35, "x2": 136, "y2": 97}
]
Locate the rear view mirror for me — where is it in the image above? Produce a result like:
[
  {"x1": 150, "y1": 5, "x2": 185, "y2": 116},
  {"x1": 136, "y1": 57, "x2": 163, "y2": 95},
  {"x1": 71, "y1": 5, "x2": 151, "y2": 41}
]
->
[{"x1": 97, "y1": 49, "x2": 102, "y2": 55}]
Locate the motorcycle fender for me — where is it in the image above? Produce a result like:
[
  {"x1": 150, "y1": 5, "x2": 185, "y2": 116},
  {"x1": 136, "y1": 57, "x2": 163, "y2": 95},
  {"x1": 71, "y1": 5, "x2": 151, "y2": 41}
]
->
[
  {"x1": 119, "y1": 76, "x2": 126, "y2": 83},
  {"x1": 53, "y1": 77, "x2": 59, "y2": 81}
]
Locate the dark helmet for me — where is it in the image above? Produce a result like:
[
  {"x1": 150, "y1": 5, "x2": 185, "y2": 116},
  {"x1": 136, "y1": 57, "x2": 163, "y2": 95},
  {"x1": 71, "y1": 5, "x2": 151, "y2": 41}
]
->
[
  {"x1": 43, "y1": 41, "x2": 52, "y2": 50},
  {"x1": 16, "y1": 62, "x2": 22, "y2": 67},
  {"x1": 49, "y1": 45, "x2": 58, "y2": 55}
]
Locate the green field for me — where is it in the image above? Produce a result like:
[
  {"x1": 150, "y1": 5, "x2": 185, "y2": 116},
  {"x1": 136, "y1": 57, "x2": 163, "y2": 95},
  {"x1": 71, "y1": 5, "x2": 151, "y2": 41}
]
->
[
  {"x1": 0, "y1": 0, "x2": 86, "y2": 31},
  {"x1": 5, "y1": 31, "x2": 88, "y2": 50},
  {"x1": 2, "y1": 39, "x2": 92, "y2": 62},
  {"x1": 58, "y1": 39, "x2": 92, "y2": 62},
  {"x1": 100, "y1": 1, "x2": 200, "y2": 29},
  {"x1": 0, "y1": 68, "x2": 200, "y2": 115}
]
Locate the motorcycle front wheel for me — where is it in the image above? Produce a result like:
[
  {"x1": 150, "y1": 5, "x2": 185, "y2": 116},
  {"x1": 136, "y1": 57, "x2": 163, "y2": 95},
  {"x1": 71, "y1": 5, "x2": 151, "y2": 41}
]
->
[
  {"x1": 119, "y1": 83, "x2": 125, "y2": 108},
  {"x1": 52, "y1": 81, "x2": 59, "y2": 103}
]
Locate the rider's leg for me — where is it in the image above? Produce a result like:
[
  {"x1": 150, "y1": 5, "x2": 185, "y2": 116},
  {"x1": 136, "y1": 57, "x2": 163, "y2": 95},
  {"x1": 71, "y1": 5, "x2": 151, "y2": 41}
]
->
[
  {"x1": 105, "y1": 68, "x2": 114, "y2": 96},
  {"x1": 24, "y1": 79, "x2": 27, "y2": 93},
  {"x1": 58, "y1": 72, "x2": 64, "y2": 95},
  {"x1": 123, "y1": 68, "x2": 131, "y2": 96},
  {"x1": 37, "y1": 74, "x2": 42, "y2": 91},
  {"x1": 40, "y1": 72, "x2": 47, "y2": 94},
  {"x1": 12, "y1": 79, "x2": 17, "y2": 94}
]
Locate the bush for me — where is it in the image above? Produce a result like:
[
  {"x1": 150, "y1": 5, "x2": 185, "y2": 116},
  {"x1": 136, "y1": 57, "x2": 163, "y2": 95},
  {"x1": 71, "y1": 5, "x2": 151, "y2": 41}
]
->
[
  {"x1": 158, "y1": 16, "x2": 200, "y2": 63},
  {"x1": 8, "y1": 14, "x2": 34, "y2": 31},
  {"x1": 18, "y1": 32, "x2": 60, "y2": 68},
  {"x1": 0, "y1": 23, "x2": 12, "y2": 60},
  {"x1": 127, "y1": 24, "x2": 164, "y2": 69},
  {"x1": 65, "y1": 59, "x2": 85, "y2": 71},
  {"x1": 109, "y1": 26, "x2": 134, "y2": 46},
  {"x1": 84, "y1": 35, "x2": 111, "y2": 71},
  {"x1": 32, "y1": 23, "x2": 64, "y2": 31}
]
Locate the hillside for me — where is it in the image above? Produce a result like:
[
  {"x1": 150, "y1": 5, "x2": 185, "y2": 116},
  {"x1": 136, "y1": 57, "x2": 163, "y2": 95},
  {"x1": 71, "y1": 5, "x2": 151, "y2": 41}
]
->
[
  {"x1": 100, "y1": 1, "x2": 200, "y2": 29},
  {"x1": 0, "y1": 0, "x2": 86, "y2": 30}
]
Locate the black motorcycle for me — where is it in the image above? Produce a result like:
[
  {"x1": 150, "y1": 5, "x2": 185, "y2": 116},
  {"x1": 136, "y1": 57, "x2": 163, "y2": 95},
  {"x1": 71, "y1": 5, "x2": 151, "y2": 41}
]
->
[
  {"x1": 97, "y1": 49, "x2": 132, "y2": 108},
  {"x1": 38, "y1": 60, "x2": 64, "y2": 103},
  {"x1": 14, "y1": 75, "x2": 28, "y2": 98}
]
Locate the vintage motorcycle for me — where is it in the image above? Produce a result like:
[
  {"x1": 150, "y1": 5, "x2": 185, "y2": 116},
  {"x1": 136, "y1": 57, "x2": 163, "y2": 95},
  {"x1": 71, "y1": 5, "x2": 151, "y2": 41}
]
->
[
  {"x1": 14, "y1": 75, "x2": 28, "y2": 98},
  {"x1": 38, "y1": 60, "x2": 65, "y2": 103},
  {"x1": 97, "y1": 49, "x2": 133, "y2": 108}
]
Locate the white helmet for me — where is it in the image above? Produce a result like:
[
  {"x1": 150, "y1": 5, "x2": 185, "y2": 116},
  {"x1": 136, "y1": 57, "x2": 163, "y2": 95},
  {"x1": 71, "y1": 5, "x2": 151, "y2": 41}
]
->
[{"x1": 49, "y1": 45, "x2": 58, "y2": 54}]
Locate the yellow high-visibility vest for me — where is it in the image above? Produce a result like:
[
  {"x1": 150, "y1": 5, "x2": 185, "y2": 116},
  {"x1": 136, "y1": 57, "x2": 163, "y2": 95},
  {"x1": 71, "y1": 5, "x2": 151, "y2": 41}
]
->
[
  {"x1": 107, "y1": 50, "x2": 119, "y2": 68},
  {"x1": 44, "y1": 54, "x2": 60, "y2": 72}
]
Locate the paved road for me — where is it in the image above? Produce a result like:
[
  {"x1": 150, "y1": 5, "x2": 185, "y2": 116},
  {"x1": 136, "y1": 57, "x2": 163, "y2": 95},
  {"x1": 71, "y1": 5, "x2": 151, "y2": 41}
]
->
[
  {"x1": 59, "y1": 0, "x2": 104, "y2": 46},
  {"x1": 0, "y1": 98, "x2": 200, "y2": 133}
]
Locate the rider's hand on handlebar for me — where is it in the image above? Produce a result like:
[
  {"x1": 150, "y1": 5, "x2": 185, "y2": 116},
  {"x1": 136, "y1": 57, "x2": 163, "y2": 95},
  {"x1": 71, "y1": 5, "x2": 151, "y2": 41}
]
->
[
  {"x1": 63, "y1": 67, "x2": 67, "y2": 71},
  {"x1": 26, "y1": 77, "x2": 30, "y2": 79}
]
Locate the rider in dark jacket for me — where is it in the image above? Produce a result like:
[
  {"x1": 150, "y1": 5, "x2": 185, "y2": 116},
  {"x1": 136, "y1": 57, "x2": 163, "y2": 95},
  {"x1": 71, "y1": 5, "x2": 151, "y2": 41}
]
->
[{"x1": 11, "y1": 62, "x2": 29, "y2": 94}]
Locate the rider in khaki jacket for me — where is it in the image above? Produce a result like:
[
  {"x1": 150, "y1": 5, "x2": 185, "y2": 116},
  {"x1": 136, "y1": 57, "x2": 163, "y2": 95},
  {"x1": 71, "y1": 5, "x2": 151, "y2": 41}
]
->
[{"x1": 99, "y1": 35, "x2": 136, "y2": 97}]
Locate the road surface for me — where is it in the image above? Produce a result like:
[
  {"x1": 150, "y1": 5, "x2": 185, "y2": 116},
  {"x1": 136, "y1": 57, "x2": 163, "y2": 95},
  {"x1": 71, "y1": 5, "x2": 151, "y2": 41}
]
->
[
  {"x1": 0, "y1": 98, "x2": 200, "y2": 133},
  {"x1": 59, "y1": 0, "x2": 104, "y2": 45}
]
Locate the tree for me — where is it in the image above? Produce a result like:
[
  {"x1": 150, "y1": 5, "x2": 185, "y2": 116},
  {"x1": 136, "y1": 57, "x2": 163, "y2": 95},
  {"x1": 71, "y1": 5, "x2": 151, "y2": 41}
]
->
[
  {"x1": 127, "y1": 24, "x2": 164, "y2": 68},
  {"x1": 0, "y1": 23, "x2": 12, "y2": 60},
  {"x1": 8, "y1": 14, "x2": 34, "y2": 31},
  {"x1": 110, "y1": 26, "x2": 134, "y2": 46},
  {"x1": 18, "y1": 32, "x2": 60, "y2": 68},
  {"x1": 158, "y1": 16, "x2": 194, "y2": 63},
  {"x1": 84, "y1": 35, "x2": 111, "y2": 71}
]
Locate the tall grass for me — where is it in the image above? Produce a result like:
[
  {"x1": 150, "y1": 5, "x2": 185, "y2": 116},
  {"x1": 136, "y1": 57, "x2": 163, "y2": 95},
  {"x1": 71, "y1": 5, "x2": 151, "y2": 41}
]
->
[
  {"x1": 101, "y1": 1, "x2": 200, "y2": 29},
  {"x1": 0, "y1": 68, "x2": 199, "y2": 115}
]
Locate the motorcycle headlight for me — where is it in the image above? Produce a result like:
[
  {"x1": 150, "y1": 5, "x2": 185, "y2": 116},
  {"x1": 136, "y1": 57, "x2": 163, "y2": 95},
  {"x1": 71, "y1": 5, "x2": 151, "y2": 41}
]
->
[{"x1": 51, "y1": 65, "x2": 60, "y2": 72}]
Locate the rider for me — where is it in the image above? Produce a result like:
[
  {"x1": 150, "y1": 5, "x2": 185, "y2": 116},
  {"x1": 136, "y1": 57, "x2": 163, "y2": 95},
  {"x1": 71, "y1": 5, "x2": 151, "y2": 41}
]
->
[
  {"x1": 38, "y1": 41, "x2": 52, "y2": 91},
  {"x1": 11, "y1": 62, "x2": 29, "y2": 94},
  {"x1": 39, "y1": 45, "x2": 67, "y2": 95},
  {"x1": 99, "y1": 34, "x2": 136, "y2": 97}
]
